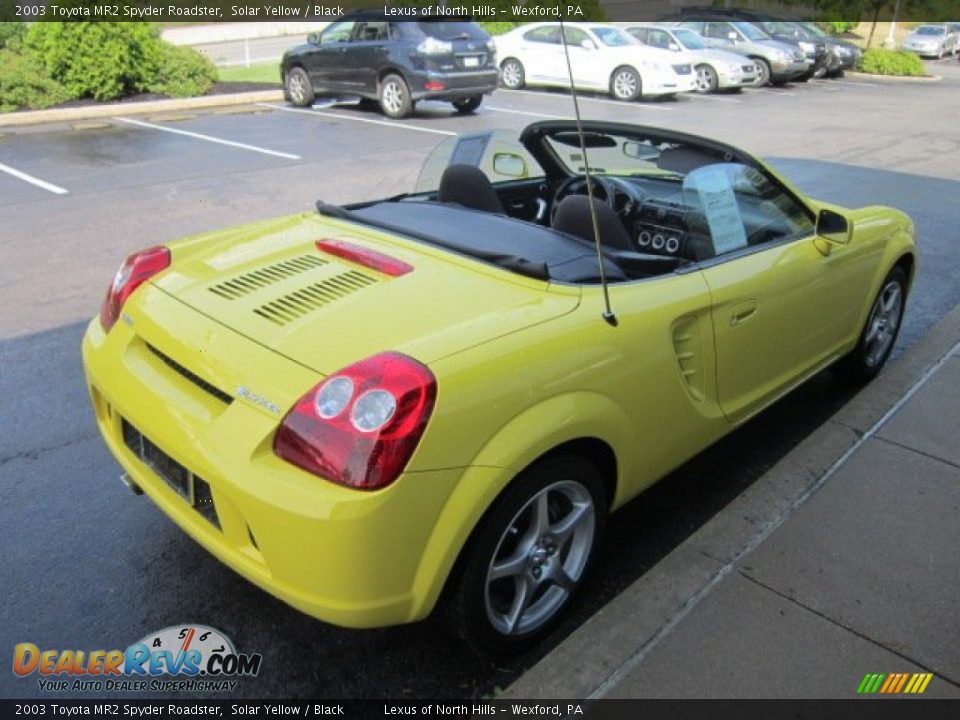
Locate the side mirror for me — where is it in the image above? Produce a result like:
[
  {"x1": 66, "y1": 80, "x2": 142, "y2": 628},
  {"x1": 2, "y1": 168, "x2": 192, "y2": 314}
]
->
[
  {"x1": 668, "y1": 42, "x2": 681, "y2": 52},
  {"x1": 728, "y1": 31, "x2": 739, "y2": 42},
  {"x1": 580, "y1": 39, "x2": 597, "y2": 50},
  {"x1": 492, "y1": 152, "x2": 528, "y2": 179},
  {"x1": 815, "y1": 208, "x2": 852, "y2": 253},
  {"x1": 307, "y1": 32, "x2": 321, "y2": 45}
]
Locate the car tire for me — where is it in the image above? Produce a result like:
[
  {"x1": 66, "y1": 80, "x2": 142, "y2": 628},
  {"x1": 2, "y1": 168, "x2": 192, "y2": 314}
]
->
[
  {"x1": 753, "y1": 58, "x2": 772, "y2": 86},
  {"x1": 500, "y1": 58, "x2": 526, "y2": 90},
  {"x1": 285, "y1": 67, "x2": 315, "y2": 107},
  {"x1": 379, "y1": 73, "x2": 413, "y2": 119},
  {"x1": 452, "y1": 95, "x2": 483, "y2": 114},
  {"x1": 357, "y1": 98, "x2": 379, "y2": 111},
  {"x1": 444, "y1": 454, "x2": 607, "y2": 658},
  {"x1": 610, "y1": 66, "x2": 642, "y2": 101},
  {"x1": 694, "y1": 64, "x2": 719, "y2": 93},
  {"x1": 837, "y1": 266, "x2": 908, "y2": 385}
]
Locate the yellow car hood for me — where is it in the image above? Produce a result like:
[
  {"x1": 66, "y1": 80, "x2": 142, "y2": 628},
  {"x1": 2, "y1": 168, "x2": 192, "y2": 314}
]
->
[{"x1": 153, "y1": 213, "x2": 580, "y2": 374}]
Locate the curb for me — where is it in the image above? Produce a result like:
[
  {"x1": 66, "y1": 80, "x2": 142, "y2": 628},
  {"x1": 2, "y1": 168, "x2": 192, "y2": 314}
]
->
[
  {"x1": 504, "y1": 301, "x2": 960, "y2": 699},
  {"x1": 0, "y1": 90, "x2": 284, "y2": 129},
  {"x1": 846, "y1": 70, "x2": 942, "y2": 82}
]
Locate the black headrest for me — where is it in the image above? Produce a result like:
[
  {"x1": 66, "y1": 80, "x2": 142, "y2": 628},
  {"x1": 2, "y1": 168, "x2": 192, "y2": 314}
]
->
[
  {"x1": 437, "y1": 164, "x2": 505, "y2": 215},
  {"x1": 552, "y1": 195, "x2": 633, "y2": 252}
]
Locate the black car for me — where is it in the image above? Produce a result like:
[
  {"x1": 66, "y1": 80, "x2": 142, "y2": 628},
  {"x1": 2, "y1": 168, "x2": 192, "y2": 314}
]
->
[
  {"x1": 280, "y1": 13, "x2": 499, "y2": 118},
  {"x1": 665, "y1": 7, "x2": 830, "y2": 80}
]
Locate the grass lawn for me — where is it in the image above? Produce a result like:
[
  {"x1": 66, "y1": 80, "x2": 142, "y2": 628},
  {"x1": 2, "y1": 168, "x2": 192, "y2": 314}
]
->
[{"x1": 218, "y1": 62, "x2": 282, "y2": 85}]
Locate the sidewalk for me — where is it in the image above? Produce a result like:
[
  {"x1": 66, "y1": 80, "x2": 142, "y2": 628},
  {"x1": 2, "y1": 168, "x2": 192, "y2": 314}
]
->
[{"x1": 507, "y1": 304, "x2": 960, "y2": 699}]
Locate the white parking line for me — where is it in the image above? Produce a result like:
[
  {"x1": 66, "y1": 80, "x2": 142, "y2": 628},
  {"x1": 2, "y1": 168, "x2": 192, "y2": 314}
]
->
[
  {"x1": 500, "y1": 88, "x2": 674, "y2": 111},
  {"x1": 486, "y1": 106, "x2": 569, "y2": 119},
  {"x1": 829, "y1": 79, "x2": 880, "y2": 87},
  {"x1": 687, "y1": 94, "x2": 743, "y2": 103},
  {"x1": 116, "y1": 117, "x2": 301, "y2": 159},
  {"x1": 258, "y1": 103, "x2": 456, "y2": 136},
  {"x1": 0, "y1": 161, "x2": 68, "y2": 195}
]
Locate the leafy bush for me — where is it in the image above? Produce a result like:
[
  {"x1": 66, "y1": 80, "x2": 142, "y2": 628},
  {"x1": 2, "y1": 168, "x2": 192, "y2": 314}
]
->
[
  {"x1": 858, "y1": 48, "x2": 926, "y2": 76},
  {"x1": 0, "y1": 21, "x2": 25, "y2": 48},
  {"x1": 823, "y1": 21, "x2": 858, "y2": 35},
  {"x1": 146, "y1": 44, "x2": 217, "y2": 98},
  {"x1": 478, "y1": 22, "x2": 523, "y2": 36},
  {"x1": 0, "y1": 42, "x2": 71, "y2": 113}
]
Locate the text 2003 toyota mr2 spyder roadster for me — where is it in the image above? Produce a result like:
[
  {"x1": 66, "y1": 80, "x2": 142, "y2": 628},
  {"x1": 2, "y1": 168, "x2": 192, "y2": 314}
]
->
[{"x1": 83, "y1": 120, "x2": 915, "y2": 654}]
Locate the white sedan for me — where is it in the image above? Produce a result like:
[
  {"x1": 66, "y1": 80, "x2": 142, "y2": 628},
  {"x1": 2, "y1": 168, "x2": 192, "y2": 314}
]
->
[{"x1": 495, "y1": 23, "x2": 698, "y2": 101}]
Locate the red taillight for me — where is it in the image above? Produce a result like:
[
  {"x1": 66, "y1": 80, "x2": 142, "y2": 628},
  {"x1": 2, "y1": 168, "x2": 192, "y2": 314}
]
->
[
  {"x1": 274, "y1": 352, "x2": 437, "y2": 490},
  {"x1": 99, "y1": 246, "x2": 171, "y2": 332},
  {"x1": 424, "y1": 81, "x2": 446, "y2": 91},
  {"x1": 316, "y1": 239, "x2": 412, "y2": 277}
]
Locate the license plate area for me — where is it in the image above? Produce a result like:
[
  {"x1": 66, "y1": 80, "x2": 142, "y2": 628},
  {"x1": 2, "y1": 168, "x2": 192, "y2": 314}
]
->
[
  {"x1": 122, "y1": 419, "x2": 195, "y2": 505},
  {"x1": 460, "y1": 55, "x2": 482, "y2": 67}
]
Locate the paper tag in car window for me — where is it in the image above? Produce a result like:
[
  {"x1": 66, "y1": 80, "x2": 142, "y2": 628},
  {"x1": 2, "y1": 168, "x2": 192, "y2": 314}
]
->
[{"x1": 685, "y1": 165, "x2": 748, "y2": 255}]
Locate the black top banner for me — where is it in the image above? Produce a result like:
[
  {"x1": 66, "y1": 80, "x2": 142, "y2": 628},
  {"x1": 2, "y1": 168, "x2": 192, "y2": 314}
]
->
[{"x1": 2, "y1": 0, "x2": 958, "y2": 23}]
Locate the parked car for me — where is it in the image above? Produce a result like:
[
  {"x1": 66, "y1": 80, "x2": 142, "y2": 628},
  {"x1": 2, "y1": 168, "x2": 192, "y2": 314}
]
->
[
  {"x1": 83, "y1": 117, "x2": 915, "y2": 655},
  {"x1": 794, "y1": 21, "x2": 862, "y2": 77},
  {"x1": 495, "y1": 23, "x2": 697, "y2": 100},
  {"x1": 901, "y1": 25, "x2": 957, "y2": 58},
  {"x1": 280, "y1": 11, "x2": 499, "y2": 118},
  {"x1": 661, "y1": 18, "x2": 809, "y2": 85},
  {"x1": 626, "y1": 24, "x2": 760, "y2": 93}
]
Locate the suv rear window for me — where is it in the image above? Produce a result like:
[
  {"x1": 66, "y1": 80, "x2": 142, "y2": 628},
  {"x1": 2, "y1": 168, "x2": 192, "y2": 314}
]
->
[{"x1": 417, "y1": 22, "x2": 487, "y2": 41}]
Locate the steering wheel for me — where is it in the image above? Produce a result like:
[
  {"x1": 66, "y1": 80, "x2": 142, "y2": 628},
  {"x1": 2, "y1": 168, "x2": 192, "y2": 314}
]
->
[{"x1": 550, "y1": 175, "x2": 618, "y2": 226}]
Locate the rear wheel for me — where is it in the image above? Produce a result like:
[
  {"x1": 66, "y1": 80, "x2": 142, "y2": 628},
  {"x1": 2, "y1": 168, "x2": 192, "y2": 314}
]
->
[
  {"x1": 500, "y1": 58, "x2": 525, "y2": 90},
  {"x1": 379, "y1": 73, "x2": 412, "y2": 118},
  {"x1": 444, "y1": 455, "x2": 606, "y2": 657},
  {"x1": 610, "y1": 66, "x2": 642, "y2": 101},
  {"x1": 837, "y1": 266, "x2": 907, "y2": 385},
  {"x1": 285, "y1": 67, "x2": 315, "y2": 107},
  {"x1": 452, "y1": 95, "x2": 483, "y2": 114},
  {"x1": 695, "y1": 64, "x2": 719, "y2": 93}
]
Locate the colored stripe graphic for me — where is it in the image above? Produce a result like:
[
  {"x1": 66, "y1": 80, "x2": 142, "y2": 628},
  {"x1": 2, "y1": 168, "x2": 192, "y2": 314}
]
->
[{"x1": 858, "y1": 672, "x2": 933, "y2": 694}]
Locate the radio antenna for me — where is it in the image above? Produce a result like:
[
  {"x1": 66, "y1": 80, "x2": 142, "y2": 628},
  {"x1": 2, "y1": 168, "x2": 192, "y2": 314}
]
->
[{"x1": 559, "y1": 20, "x2": 617, "y2": 327}]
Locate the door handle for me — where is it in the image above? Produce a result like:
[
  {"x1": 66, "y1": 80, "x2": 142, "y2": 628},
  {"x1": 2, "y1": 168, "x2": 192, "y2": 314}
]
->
[{"x1": 729, "y1": 300, "x2": 757, "y2": 326}]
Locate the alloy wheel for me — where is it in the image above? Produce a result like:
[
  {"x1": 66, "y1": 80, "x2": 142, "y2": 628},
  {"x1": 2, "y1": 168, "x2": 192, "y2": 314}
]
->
[
  {"x1": 382, "y1": 81, "x2": 404, "y2": 115},
  {"x1": 502, "y1": 61, "x2": 523, "y2": 89},
  {"x1": 695, "y1": 65, "x2": 717, "y2": 93},
  {"x1": 288, "y1": 74, "x2": 307, "y2": 104},
  {"x1": 613, "y1": 70, "x2": 638, "y2": 100},
  {"x1": 864, "y1": 280, "x2": 903, "y2": 367},
  {"x1": 484, "y1": 480, "x2": 595, "y2": 636}
]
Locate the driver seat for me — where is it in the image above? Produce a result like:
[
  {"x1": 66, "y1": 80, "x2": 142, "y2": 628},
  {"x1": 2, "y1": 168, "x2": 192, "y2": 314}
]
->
[
  {"x1": 437, "y1": 164, "x2": 505, "y2": 215},
  {"x1": 552, "y1": 195, "x2": 633, "y2": 252}
]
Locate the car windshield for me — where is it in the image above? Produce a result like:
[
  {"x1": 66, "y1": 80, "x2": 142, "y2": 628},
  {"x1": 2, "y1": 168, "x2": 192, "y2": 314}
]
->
[
  {"x1": 733, "y1": 22, "x2": 770, "y2": 40},
  {"x1": 673, "y1": 28, "x2": 707, "y2": 50},
  {"x1": 417, "y1": 22, "x2": 486, "y2": 40},
  {"x1": 591, "y1": 27, "x2": 634, "y2": 46},
  {"x1": 916, "y1": 26, "x2": 945, "y2": 35},
  {"x1": 799, "y1": 22, "x2": 827, "y2": 37}
]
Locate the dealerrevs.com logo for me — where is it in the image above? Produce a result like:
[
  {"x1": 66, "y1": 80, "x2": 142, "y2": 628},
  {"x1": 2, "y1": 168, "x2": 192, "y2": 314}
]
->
[{"x1": 13, "y1": 625, "x2": 262, "y2": 693}]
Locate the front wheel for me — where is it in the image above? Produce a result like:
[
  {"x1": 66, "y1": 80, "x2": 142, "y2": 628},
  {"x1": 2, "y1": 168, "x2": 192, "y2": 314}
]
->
[
  {"x1": 379, "y1": 73, "x2": 413, "y2": 118},
  {"x1": 444, "y1": 455, "x2": 607, "y2": 657},
  {"x1": 500, "y1": 58, "x2": 526, "y2": 90},
  {"x1": 753, "y1": 58, "x2": 771, "y2": 86},
  {"x1": 285, "y1": 67, "x2": 315, "y2": 107},
  {"x1": 695, "y1": 64, "x2": 719, "y2": 93},
  {"x1": 837, "y1": 266, "x2": 907, "y2": 385},
  {"x1": 610, "y1": 66, "x2": 642, "y2": 101},
  {"x1": 452, "y1": 95, "x2": 483, "y2": 114}
]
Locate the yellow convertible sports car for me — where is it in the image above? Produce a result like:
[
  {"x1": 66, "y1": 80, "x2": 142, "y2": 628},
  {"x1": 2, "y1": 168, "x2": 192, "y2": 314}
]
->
[{"x1": 83, "y1": 120, "x2": 915, "y2": 655}]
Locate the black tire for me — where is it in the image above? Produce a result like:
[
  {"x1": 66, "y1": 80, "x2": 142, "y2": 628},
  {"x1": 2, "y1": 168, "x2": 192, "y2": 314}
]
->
[
  {"x1": 378, "y1": 73, "x2": 413, "y2": 119},
  {"x1": 285, "y1": 67, "x2": 315, "y2": 107},
  {"x1": 753, "y1": 57, "x2": 772, "y2": 86},
  {"x1": 452, "y1": 95, "x2": 483, "y2": 114},
  {"x1": 444, "y1": 455, "x2": 607, "y2": 658},
  {"x1": 694, "y1": 64, "x2": 719, "y2": 94},
  {"x1": 610, "y1": 66, "x2": 642, "y2": 101},
  {"x1": 500, "y1": 58, "x2": 525, "y2": 90},
  {"x1": 837, "y1": 266, "x2": 908, "y2": 385}
]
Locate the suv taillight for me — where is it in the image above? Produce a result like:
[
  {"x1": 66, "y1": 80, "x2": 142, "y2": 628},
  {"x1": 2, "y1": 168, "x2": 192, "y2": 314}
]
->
[
  {"x1": 99, "y1": 246, "x2": 171, "y2": 332},
  {"x1": 274, "y1": 352, "x2": 437, "y2": 490}
]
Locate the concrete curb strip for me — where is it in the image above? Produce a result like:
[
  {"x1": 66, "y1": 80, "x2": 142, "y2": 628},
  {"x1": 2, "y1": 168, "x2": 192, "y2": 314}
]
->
[
  {"x1": 0, "y1": 91, "x2": 285, "y2": 129},
  {"x1": 504, "y1": 301, "x2": 960, "y2": 699},
  {"x1": 845, "y1": 70, "x2": 943, "y2": 83}
]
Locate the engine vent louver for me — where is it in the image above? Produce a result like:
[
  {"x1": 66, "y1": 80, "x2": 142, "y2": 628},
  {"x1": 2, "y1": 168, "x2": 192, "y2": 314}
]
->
[
  {"x1": 253, "y1": 270, "x2": 377, "y2": 326},
  {"x1": 208, "y1": 255, "x2": 328, "y2": 300}
]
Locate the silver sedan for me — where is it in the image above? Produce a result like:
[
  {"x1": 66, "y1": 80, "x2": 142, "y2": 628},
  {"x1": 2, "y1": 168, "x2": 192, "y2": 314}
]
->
[
  {"x1": 626, "y1": 24, "x2": 760, "y2": 93},
  {"x1": 902, "y1": 25, "x2": 957, "y2": 58}
]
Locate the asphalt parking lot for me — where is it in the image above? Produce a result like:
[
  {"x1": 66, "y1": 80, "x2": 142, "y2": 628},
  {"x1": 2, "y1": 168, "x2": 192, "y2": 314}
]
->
[{"x1": 2, "y1": 59, "x2": 959, "y2": 699}]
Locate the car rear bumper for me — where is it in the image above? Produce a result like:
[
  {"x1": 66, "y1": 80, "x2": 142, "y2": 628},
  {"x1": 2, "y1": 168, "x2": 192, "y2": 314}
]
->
[
  {"x1": 408, "y1": 69, "x2": 499, "y2": 100},
  {"x1": 81, "y1": 289, "x2": 466, "y2": 629}
]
